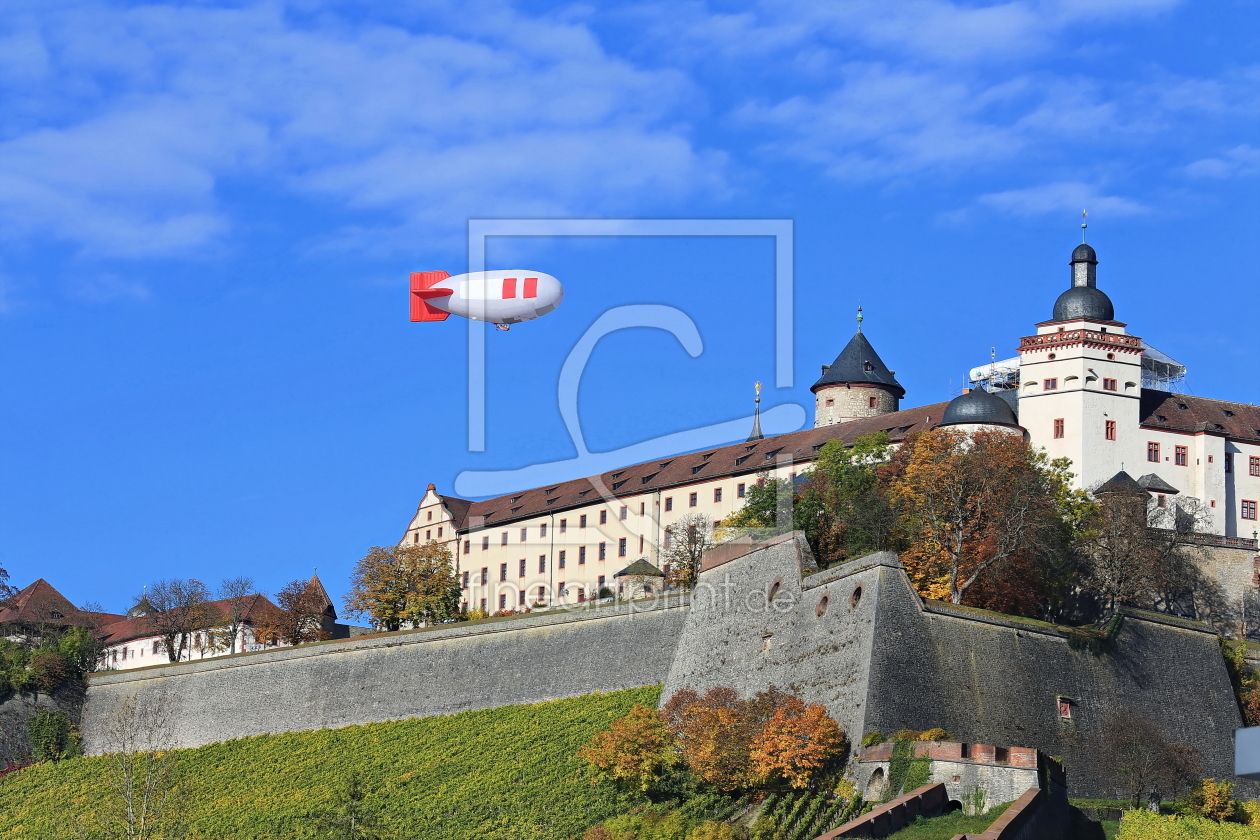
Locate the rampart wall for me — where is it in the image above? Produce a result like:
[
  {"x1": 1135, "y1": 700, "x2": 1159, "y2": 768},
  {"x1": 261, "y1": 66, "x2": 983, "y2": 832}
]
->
[{"x1": 83, "y1": 595, "x2": 688, "y2": 753}]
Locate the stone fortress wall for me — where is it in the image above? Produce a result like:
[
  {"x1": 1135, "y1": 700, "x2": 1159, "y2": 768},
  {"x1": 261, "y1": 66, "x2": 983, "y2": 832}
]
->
[{"x1": 84, "y1": 534, "x2": 1247, "y2": 797}]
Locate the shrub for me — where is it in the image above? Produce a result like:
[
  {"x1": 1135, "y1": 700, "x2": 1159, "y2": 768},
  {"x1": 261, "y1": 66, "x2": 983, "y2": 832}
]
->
[
  {"x1": 578, "y1": 704, "x2": 680, "y2": 794},
  {"x1": 687, "y1": 821, "x2": 747, "y2": 840},
  {"x1": 27, "y1": 652, "x2": 70, "y2": 695},
  {"x1": 1186, "y1": 780, "x2": 1236, "y2": 823},
  {"x1": 893, "y1": 729, "x2": 922, "y2": 742},
  {"x1": 1118, "y1": 808, "x2": 1257, "y2": 838},
  {"x1": 26, "y1": 710, "x2": 78, "y2": 762},
  {"x1": 919, "y1": 728, "x2": 950, "y2": 742},
  {"x1": 465, "y1": 608, "x2": 489, "y2": 620},
  {"x1": 1234, "y1": 800, "x2": 1260, "y2": 826},
  {"x1": 749, "y1": 816, "x2": 783, "y2": 840},
  {"x1": 860, "y1": 731, "x2": 885, "y2": 748}
]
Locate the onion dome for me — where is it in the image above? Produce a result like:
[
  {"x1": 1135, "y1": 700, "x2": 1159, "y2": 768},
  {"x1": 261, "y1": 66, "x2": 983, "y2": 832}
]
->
[
  {"x1": 1071, "y1": 243, "x2": 1097, "y2": 263},
  {"x1": 937, "y1": 388, "x2": 1019, "y2": 428},
  {"x1": 811, "y1": 331, "x2": 905, "y2": 397}
]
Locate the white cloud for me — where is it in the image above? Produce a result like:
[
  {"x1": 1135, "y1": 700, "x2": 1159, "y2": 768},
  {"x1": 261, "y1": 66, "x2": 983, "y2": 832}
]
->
[
  {"x1": 975, "y1": 181, "x2": 1149, "y2": 217},
  {"x1": 1184, "y1": 145, "x2": 1260, "y2": 179},
  {"x1": 0, "y1": 1, "x2": 723, "y2": 258}
]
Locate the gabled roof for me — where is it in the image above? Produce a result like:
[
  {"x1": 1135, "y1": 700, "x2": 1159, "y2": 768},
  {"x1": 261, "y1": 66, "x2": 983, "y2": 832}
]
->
[
  {"x1": 1137, "y1": 473, "x2": 1179, "y2": 495},
  {"x1": 444, "y1": 401, "x2": 949, "y2": 532},
  {"x1": 1140, "y1": 390, "x2": 1260, "y2": 442},
  {"x1": 811, "y1": 331, "x2": 906, "y2": 396},
  {"x1": 97, "y1": 593, "x2": 281, "y2": 647},
  {"x1": 306, "y1": 575, "x2": 337, "y2": 619},
  {"x1": 1094, "y1": 470, "x2": 1145, "y2": 496},
  {"x1": 0, "y1": 579, "x2": 113, "y2": 629},
  {"x1": 614, "y1": 559, "x2": 664, "y2": 578}
]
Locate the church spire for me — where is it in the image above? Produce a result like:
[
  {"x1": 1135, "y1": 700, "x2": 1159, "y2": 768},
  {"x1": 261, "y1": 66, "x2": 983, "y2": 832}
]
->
[{"x1": 746, "y1": 381, "x2": 764, "y2": 442}]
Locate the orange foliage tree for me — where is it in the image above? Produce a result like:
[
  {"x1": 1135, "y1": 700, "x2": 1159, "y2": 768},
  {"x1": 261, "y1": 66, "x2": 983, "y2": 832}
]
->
[
  {"x1": 749, "y1": 697, "x2": 847, "y2": 789},
  {"x1": 252, "y1": 579, "x2": 331, "y2": 647},
  {"x1": 577, "y1": 703, "x2": 679, "y2": 793},
  {"x1": 885, "y1": 427, "x2": 1072, "y2": 607}
]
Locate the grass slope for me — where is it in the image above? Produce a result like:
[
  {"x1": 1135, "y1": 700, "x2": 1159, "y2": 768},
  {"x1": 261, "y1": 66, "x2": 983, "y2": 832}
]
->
[{"x1": 0, "y1": 687, "x2": 659, "y2": 840}]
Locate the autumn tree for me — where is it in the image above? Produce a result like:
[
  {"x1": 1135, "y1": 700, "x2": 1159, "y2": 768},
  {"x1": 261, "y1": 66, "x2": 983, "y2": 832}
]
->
[
  {"x1": 344, "y1": 542, "x2": 462, "y2": 631},
  {"x1": 662, "y1": 513, "x2": 714, "y2": 590},
  {"x1": 214, "y1": 576, "x2": 256, "y2": 654},
  {"x1": 1101, "y1": 711, "x2": 1201, "y2": 809},
  {"x1": 805, "y1": 432, "x2": 900, "y2": 565},
  {"x1": 141, "y1": 578, "x2": 216, "y2": 663},
  {"x1": 886, "y1": 428, "x2": 1069, "y2": 607},
  {"x1": 748, "y1": 696, "x2": 846, "y2": 789},
  {"x1": 719, "y1": 475, "x2": 795, "y2": 541},
  {"x1": 577, "y1": 703, "x2": 680, "y2": 794},
  {"x1": 253, "y1": 579, "x2": 332, "y2": 646}
]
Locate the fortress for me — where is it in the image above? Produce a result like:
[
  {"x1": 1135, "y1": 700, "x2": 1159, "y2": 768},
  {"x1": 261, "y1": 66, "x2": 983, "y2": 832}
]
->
[{"x1": 66, "y1": 236, "x2": 1260, "y2": 797}]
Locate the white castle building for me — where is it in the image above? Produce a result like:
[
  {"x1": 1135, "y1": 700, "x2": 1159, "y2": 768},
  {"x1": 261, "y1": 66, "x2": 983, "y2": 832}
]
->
[{"x1": 403, "y1": 239, "x2": 1260, "y2": 617}]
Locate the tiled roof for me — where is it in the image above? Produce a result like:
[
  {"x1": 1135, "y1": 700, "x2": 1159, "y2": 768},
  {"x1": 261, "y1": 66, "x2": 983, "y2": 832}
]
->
[
  {"x1": 0, "y1": 579, "x2": 115, "y2": 628},
  {"x1": 614, "y1": 559, "x2": 664, "y2": 578},
  {"x1": 1140, "y1": 390, "x2": 1260, "y2": 441},
  {"x1": 97, "y1": 593, "x2": 281, "y2": 646},
  {"x1": 447, "y1": 401, "x2": 950, "y2": 531}
]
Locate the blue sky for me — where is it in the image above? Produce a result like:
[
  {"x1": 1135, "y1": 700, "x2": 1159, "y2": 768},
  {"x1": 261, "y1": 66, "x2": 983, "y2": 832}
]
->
[{"x1": 1, "y1": 0, "x2": 1257, "y2": 614}]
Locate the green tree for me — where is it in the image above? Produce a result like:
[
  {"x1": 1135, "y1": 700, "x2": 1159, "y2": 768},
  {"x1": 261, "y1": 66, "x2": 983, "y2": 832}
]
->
[
  {"x1": 344, "y1": 543, "x2": 462, "y2": 631},
  {"x1": 807, "y1": 431, "x2": 899, "y2": 564}
]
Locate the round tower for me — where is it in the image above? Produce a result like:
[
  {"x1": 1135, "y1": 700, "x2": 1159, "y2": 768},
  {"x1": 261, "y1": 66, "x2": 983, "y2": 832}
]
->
[{"x1": 811, "y1": 309, "x2": 905, "y2": 428}]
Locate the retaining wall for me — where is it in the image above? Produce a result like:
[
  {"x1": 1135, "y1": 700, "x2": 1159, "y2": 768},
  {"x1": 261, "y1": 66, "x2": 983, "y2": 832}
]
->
[{"x1": 83, "y1": 596, "x2": 688, "y2": 753}]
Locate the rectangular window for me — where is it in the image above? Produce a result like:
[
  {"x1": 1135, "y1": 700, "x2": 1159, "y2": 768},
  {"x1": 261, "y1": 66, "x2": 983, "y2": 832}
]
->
[
  {"x1": 600, "y1": 510, "x2": 607, "y2": 525},
  {"x1": 414, "y1": 533, "x2": 419, "y2": 544},
  {"x1": 461, "y1": 571, "x2": 470, "y2": 589},
  {"x1": 539, "y1": 555, "x2": 546, "y2": 573},
  {"x1": 738, "y1": 483, "x2": 746, "y2": 498},
  {"x1": 599, "y1": 542, "x2": 607, "y2": 560},
  {"x1": 665, "y1": 497, "x2": 673, "y2": 511},
  {"x1": 559, "y1": 550, "x2": 566, "y2": 569},
  {"x1": 580, "y1": 514, "x2": 587, "y2": 528},
  {"x1": 519, "y1": 559, "x2": 526, "y2": 577},
  {"x1": 1044, "y1": 378, "x2": 1058, "y2": 390},
  {"x1": 540, "y1": 523, "x2": 548, "y2": 537},
  {"x1": 579, "y1": 546, "x2": 586, "y2": 564},
  {"x1": 501, "y1": 531, "x2": 508, "y2": 546},
  {"x1": 639, "y1": 535, "x2": 644, "y2": 553},
  {"x1": 560, "y1": 519, "x2": 567, "y2": 533},
  {"x1": 1243, "y1": 500, "x2": 1258, "y2": 521},
  {"x1": 500, "y1": 563, "x2": 507, "y2": 582},
  {"x1": 1147, "y1": 441, "x2": 1160, "y2": 462},
  {"x1": 1103, "y1": 378, "x2": 1117, "y2": 391},
  {"x1": 1157, "y1": 494, "x2": 1167, "y2": 508},
  {"x1": 618, "y1": 538, "x2": 627, "y2": 557},
  {"x1": 519, "y1": 591, "x2": 526, "y2": 606},
  {"x1": 1225, "y1": 453, "x2": 1233, "y2": 473},
  {"x1": 1251, "y1": 456, "x2": 1260, "y2": 477},
  {"x1": 1053, "y1": 418, "x2": 1064, "y2": 439},
  {"x1": 537, "y1": 586, "x2": 546, "y2": 602},
  {"x1": 619, "y1": 506, "x2": 628, "y2": 520},
  {"x1": 438, "y1": 527, "x2": 443, "y2": 537},
  {"x1": 558, "y1": 581, "x2": 566, "y2": 596},
  {"x1": 689, "y1": 492, "x2": 698, "y2": 507},
  {"x1": 664, "y1": 531, "x2": 673, "y2": 549},
  {"x1": 480, "y1": 567, "x2": 488, "y2": 586},
  {"x1": 714, "y1": 487, "x2": 723, "y2": 503},
  {"x1": 480, "y1": 598, "x2": 487, "y2": 612},
  {"x1": 520, "y1": 527, "x2": 527, "y2": 541},
  {"x1": 154, "y1": 641, "x2": 161, "y2": 655},
  {"x1": 868, "y1": 395, "x2": 878, "y2": 409},
  {"x1": 499, "y1": 594, "x2": 507, "y2": 610},
  {"x1": 464, "y1": 540, "x2": 471, "y2": 554},
  {"x1": 1105, "y1": 420, "x2": 1116, "y2": 441},
  {"x1": 1175, "y1": 445, "x2": 1188, "y2": 466},
  {"x1": 598, "y1": 575, "x2": 606, "y2": 589},
  {"x1": 481, "y1": 535, "x2": 489, "y2": 550},
  {"x1": 578, "y1": 588, "x2": 585, "y2": 602}
]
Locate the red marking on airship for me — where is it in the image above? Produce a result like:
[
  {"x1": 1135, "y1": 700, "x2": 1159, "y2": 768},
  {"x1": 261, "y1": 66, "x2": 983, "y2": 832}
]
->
[{"x1": 410, "y1": 270, "x2": 563, "y2": 330}]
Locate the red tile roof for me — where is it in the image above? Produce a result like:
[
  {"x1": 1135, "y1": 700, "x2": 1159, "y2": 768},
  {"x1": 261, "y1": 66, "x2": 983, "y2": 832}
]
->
[
  {"x1": 1140, "y1": 390, "x2": 1260, "y2": 442},
  {"x1": 0, "y1": 579, "x2": 117, "y2": 629},
  {"x1": 97, "y1": 593, "x2": 280, "y2": 646},
  {"x1": 446, "y1": 401, "x2": 950, "y2": 531}
]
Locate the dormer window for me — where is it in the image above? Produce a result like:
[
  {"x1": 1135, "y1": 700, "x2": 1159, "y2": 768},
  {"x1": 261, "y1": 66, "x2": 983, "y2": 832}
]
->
[
  {"x1": 863, "y1": 361, "x2": 874, "y2": 372},
  {"x1": 1177, "y1": 403, "x2": 1188, "y2": 410},
  {"x1": 1224, "y1": 409, "x2": 1236, "y2": 417}
]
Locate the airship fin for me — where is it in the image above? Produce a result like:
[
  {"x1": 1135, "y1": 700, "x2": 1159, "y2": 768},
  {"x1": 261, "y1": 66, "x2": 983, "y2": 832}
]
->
[{"x1": 410, "y1": 271, "x2": 451, "y2": 322}]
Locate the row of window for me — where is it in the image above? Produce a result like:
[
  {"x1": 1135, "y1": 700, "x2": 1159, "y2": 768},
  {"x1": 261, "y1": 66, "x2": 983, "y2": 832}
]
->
[
  {"x1": 1224, "y1": 454, "x2": 1260, "y2": 476},
  {"x1": 462, "y1": 540, "x2": 629, "y2": 587},
  {"x1": 822, "y1": 396, "x2": 882, "y2": 409},
  {"x1": 1052, "y1": 418, "x2": 1118, "y2": 440},
  {"x1": 1041, "y1": 378, "x2": 1119, "y2": 391},
  {"x1": 466, "y1": 575, "x2": 615, "y2": 612}
]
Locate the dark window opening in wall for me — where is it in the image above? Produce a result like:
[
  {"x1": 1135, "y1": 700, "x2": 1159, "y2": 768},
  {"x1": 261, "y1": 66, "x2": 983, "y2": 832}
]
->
[
  {"x1": 664, "y1": 531, "x2": 673, "y2": 549},
  {"x1": 1054, "y1": 419, "x2": 1064, "y2": 439},
  {"x1": 580, "y1": 514, "x2": 587, "y2": 528},
  {"x1": 1105, "y1": 420, "x2": 1117, "y2": 441},
  {"x1": 689, "y1": 492, "x2": 698, "y2": 507},
  {"x1": 868, "y1": 396, "x2": 878, "y2": 408},
  {"x1": 427, "y1": 511, "x2": 433, "y2": 521},
  {"x1": 714, "y1": 487, "x2": 723, "y2": 503},
  {"x1": 500, "y1": 563, "x2": 508, "y2": 581},
  {"x1": 1157, "y1": 495, "x2": 1167, "y2": 508},
  {"x1": 519, "y1": 591, "x2": 526, "y2": 606},
  {"x1": 1175, "y1": 446, "x2": 1188, "y2": 466},
  {"x1": 738, "y1": 483, "x2": 746, "y2": 498},
  {"x1": 464, "y1": 540, "x2": 471, "y2": 554},
  {"x1": 560, "y1": 519, "x2": 567, "y2": 533},
  {"x1": 1148, "y1": 442, "x2": 1160, "y2": 462},
  {"x1": 600, "y1": 510, "x2": 608, "y2": 525},
  {"x1": 540, "y1": 523, "x2": 548, "y2": 537},
  {"x1": 501, "y1": 532, "x2": 508, "y2": 546},
  {"x1": 521, "y1": 527, "x2": 527, "y2": 541},
  {"x1": 637, "y1": 535, "x2": 643, "y2": 553},
  {"x1": 559, "y1": 550, "x2": 566, "y2": 569},
  {"x1": 640, "y1": 503, "x2": 645, "y2": 515},
  {"x1": 1058, "y1": 697, "x2": 1073, "y2": 719},
  {"x1": 559, "y1": 581, "x2": 566, "y2": 596},
  {"x1": 480, "y1": 598, "x2": 487, "y2": 612},
  {"x1": 153, "y1": 641, "x2": 160, "y2": 655},
  {"x1": 599, "y1": 542, "x2": 607, "y2": 560},
  {"x1": 462, "y1": 571, "x2": 469, "y2": 589},
  {"x1": 578, "y1": 588, "x2": 585, "y2": 601},
  {"x1": 1103, "y1": 378, "x2": 1117, "y2": 391},
  {"x1": 438, "y1": 527, "x2": 443, "y2": 537},
  {"x1": 620, "y1": 506, "x2": 628, "y2": 520},
  {"x1": 665, "y1": 497, "x2": 673, "y2": 511},
  {"x1": 1226, "y1": 453, "x2": 1234, "y2": 473},
  {"x1": 1243, "y1": 500, "x2": 1258, "y2": 521},
  {"x1": 579, "y1": 546, "x2": 586, "y2": 564},
  {"x1": 538, "y1": 555, "x2": 546, "y2": 573},
  {"x1": 1044, "y1": 378, "x2": 1058, "y2": 390},
  {"x1": 619, "y1": 538, "x2": 627, "y2": 556},
  {"x1": 825, "y1": 398, "x2": 834, "y2": 407},
  {"x1": 480, "y1": 568, "x2": 488, "y2": 586},
  {"x1": 481, "y1": 536, "x2": 489, "y2": 550},
  {"x1": 598, "y1": 575, "x2": 606, "y2": 589},
  {"x1": 499, "y1": 594, "x2": 507, "y2": 610},
  {"x1": 1251, "y1": 456, "x2": 1260, "y2": 477},
  {"x1": 519, "y1": 559, "x2": 526, "y2": 577},
  {"x1": 414, "y1": 533, "x2": 419, "y2": 544},
  {"x1": 426, "y1": 530, "x2": 431, "y2": 541},
  {"x1": 537, "y1": 586, "x2": 546, "y2": 602}
]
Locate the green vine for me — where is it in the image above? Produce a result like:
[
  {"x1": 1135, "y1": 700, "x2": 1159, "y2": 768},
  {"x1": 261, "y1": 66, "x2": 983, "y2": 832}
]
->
[
  {"x1": 905, "y1": 755, "x2": 932, "y2": 792},
  {"x1": 885, "y1": 740, "x2": 915, "y2": 801}
]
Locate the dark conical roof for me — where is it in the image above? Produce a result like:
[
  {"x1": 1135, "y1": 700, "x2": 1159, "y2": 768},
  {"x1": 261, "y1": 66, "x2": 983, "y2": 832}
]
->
[
  {"x1": 811, "y1": 332, "x2": 905, "y2": 397},
  {"x1": 127, "y1": 596, "x2": 155, "y2": 618},
  {"x1": 1094, "y1": 470, "x2": 1145, "y2": 496},
  {"x1": 614, "y1": 558, "x2": 664, "y2": 578},
  {"x1": 1071, "y1": 243, "x2": 1097, "y2": 263},
  {"x1": 937, "y1": 389, "x2": 1019, "y2": 428},
  {"x1": 1053, "y1": 286, "x2": 1114, "y2": 321}
]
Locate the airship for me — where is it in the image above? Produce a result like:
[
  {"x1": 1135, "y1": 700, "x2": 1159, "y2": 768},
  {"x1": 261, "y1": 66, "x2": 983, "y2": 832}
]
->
[{"x1": 410, "y1": 270, "x2": 563, "y2": 330}]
